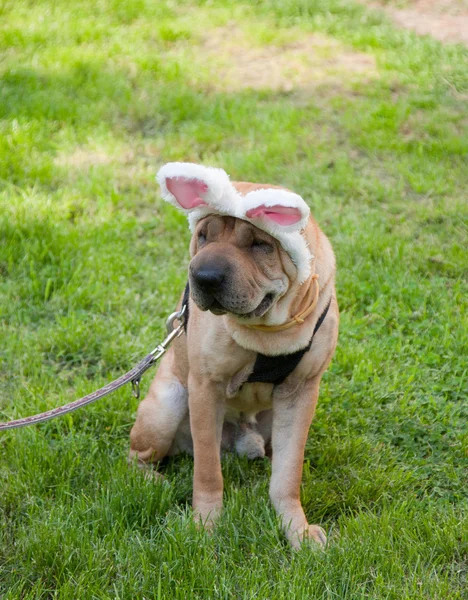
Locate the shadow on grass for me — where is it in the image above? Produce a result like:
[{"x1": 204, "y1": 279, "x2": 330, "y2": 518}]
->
[
  {"x1": 0, "y1": 57, "x2": 383, "y2": 188},
  {"x1": 0, "y1": 64, "x2": 132, "y2": 123}
]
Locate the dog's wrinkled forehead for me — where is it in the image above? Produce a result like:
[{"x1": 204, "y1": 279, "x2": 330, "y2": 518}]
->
[
  {"x1": 195, "y1": 214, "x2": 280, "y2": 247},
  {"x1": 157, "y1": 162, "x2": 312, "y2": 283}
]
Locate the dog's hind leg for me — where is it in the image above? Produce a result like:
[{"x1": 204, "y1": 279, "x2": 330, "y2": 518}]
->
[
  {"x1": 129, "y1": 351, "x2": 187, "y2": 469},
  {"x1": 256, "y1": 409, "x2": 273, "y2": 458}
]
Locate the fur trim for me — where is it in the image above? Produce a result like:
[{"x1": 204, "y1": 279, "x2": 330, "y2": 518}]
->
[
  {"x1": 243, "y1": 189, "x2": 312, "y2": 282},
  {"x1": 273, "y1": 231, "x2": 312, "y2": 283}
]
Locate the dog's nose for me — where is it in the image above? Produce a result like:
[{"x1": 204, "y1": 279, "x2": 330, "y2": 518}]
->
[{"x1": 192, "y1": 267, "x2": 225, "y2": 291}]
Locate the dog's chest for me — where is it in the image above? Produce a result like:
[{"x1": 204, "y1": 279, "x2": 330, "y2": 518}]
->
[
  {"x1": 225, "y1": 381, "x2": 273, "y2": 421},
  {"x1": 198, "y1": 336, "x2": 274, "y2": 417}
]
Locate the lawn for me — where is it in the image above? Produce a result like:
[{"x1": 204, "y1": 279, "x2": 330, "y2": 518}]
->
[{"x1": 0, "y1": 0, "x2": 467, "y2": 598}]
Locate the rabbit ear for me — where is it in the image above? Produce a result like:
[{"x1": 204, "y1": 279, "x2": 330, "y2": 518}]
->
[
  {"x1": 165, "y1": 177, "x2": 208, "y2": 210},
  {"x1": 245, "y1": 204, "x2": 303, "y2": 226},
  {"x1": 157, "y1": 162, "x2": 239, "y2": 217},
  {"x1": 243, "y1": 189, "x2": 310, "y2": 231},
  {"x1": 243, "y1": 188, "x2": 312, "y2": 283}
]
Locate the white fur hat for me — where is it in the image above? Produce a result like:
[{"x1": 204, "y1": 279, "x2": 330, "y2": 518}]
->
[{"x1": 157, "y1": 162, "x2": 312, "y2": 282}]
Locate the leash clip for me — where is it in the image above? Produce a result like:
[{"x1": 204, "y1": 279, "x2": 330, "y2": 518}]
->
[
  {"x1": 166, "y1": 304, "x2": 186, "y2": 336},
  {"x1": 132, "y1": 305, "x2": 187, "y2": 400},
  {"x1": 131, "y1": 377, "x2": 141, "y2": 399}
]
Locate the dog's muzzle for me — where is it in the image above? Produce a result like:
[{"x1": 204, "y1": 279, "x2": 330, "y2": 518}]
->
[
  {"x1": 190, "y1": 258, "x2": 231, "y2": 315},
  {"x1": 189, "y1": 262, "x2": 276, "y2": 318},
  {"x1": 192, "y1": 265, "x2": 225, "y2": 294}
]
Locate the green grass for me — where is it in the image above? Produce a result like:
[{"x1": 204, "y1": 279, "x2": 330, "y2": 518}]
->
[{"x1": 1, "y1": 0, "x2": 467, "y2": 597}]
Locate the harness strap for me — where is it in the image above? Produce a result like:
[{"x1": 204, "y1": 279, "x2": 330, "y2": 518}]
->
[{"x1": 246, "y1": 296, "x2": 332, "y2": 386}]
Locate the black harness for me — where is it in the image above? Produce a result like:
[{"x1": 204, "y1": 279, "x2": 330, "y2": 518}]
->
[{"x1": 182, "y1": 282, "x2": 331, "y2": 386}]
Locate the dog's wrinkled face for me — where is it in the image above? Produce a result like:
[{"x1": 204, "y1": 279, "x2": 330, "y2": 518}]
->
[{"x1": 189, "y1": 215, "x2": 296, "y2": 318}]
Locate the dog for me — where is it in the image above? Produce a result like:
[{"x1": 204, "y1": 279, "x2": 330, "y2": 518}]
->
[{"x1": 129, "y1": 163, "x2": 338, "y2": 548}]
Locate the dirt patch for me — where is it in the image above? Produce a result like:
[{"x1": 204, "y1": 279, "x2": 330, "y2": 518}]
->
[
  {"x1": 54, "y1": 146, "x2": 148, "y2": 172},
  {"x1": 198, "y1": 27, "x2": 377, "y2": 92},
  {"x1": 369, "y1": 0, "x2": 468, "y2": 45},
  {"x1": 54, "y1": 148, "x2": 115, "y2": 169}
]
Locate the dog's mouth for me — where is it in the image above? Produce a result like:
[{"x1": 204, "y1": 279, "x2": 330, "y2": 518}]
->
[
  {"x1": 208, "y1": 293, "x2": 275, "y2": 319},
  {"x1": 243, "y1": 293, "x2": 275, "y2": 318},
  {"x1": 208, "y1": 299, "x2": 228, "y2": 316}
]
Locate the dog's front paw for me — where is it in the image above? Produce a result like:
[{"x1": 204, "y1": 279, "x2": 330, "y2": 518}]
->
[
  {"x1": 287, "y1": 524, "x2": 327, "y2": 550},
  {"x1": 194, "y1": 513, "x2": 216, "y2": 533},
  {"x1": 193, "y1": 508, "x2": 221, "y2": 533},
  {"x1": 193, "y1": 495, "x2": 223, "y2": 532}
]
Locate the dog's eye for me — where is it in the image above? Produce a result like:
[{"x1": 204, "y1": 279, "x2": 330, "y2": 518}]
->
[
  {"x1": 251, "y1": 239, "x2": 273, "y2": 252},
  {"x1": 198, "y1": 232, "x2": 207, "y2": 244}
]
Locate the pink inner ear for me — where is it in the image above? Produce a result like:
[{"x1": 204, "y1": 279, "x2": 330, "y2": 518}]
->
[
  {"x1": 166, "y1": 177, "x2": 209, "y2": 210},
  {"x1": 246, "y1": 204, "x2": 302, "y2": 226}
]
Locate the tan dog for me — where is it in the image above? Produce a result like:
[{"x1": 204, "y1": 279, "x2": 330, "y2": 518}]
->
[{"x1": 129, "y1": 164, "x2": 338, "y2": 549}]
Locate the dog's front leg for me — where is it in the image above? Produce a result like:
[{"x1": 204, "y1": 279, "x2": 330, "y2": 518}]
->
[
  {"x1": 270, "y1": 377, "x2": 326, "y2": 549},
  {"x1": 189, "y1": 374, "x2": 226, "y2": 527}
]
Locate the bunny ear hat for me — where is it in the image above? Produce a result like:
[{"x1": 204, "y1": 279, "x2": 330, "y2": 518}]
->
[{"x1": 157, "y1": 162, "x2": 312, "y2": 283}]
